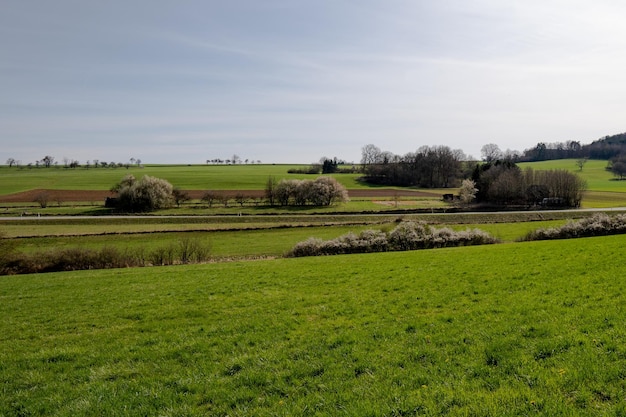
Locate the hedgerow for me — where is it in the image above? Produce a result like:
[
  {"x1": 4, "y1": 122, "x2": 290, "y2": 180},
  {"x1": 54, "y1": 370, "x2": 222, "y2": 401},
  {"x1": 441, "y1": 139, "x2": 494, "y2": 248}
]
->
[
  {"x1": 523, "y1": 213, "x2": 626, "y2": 241},
  {"x1": 286, "y1": 221, "x2": 497, "y2": 257},
  {"x1": 0, "y1": 238, "x2": 211, "y2": 275}
]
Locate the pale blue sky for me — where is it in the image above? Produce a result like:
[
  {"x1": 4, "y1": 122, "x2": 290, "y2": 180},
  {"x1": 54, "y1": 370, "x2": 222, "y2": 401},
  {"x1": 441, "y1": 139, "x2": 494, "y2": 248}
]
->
[{"x1": 2, "y1": 0, "x2": 625, "y2": 164}]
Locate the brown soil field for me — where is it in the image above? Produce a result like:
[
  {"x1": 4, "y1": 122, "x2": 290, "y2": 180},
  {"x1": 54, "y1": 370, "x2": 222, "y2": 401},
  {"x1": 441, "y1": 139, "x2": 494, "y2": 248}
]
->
[{"x1": 0, "y1": 188, "x2": 441, "y2": 203}]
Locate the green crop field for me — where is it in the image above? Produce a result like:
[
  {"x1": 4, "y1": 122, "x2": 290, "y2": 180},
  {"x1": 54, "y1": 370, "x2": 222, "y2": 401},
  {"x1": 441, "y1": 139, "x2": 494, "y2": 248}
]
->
[
  {"x1": 0, "y1": 164, "x2": 369, "y2": 194},
  {"x1": 3, "y1": 235, "x2": 626, "y2": 416}
]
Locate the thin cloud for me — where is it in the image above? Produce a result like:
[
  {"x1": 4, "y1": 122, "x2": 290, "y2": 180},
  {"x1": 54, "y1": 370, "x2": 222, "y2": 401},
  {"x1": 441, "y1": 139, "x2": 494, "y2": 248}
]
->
[{"x1": 2, "y1": 1, "x2": 625, "y2": 164}]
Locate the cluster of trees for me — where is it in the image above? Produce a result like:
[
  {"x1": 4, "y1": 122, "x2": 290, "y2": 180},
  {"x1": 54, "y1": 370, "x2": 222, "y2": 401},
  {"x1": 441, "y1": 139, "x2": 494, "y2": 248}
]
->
[
  {"x1": 360, "y1": 144, "x2": 466, "y2": 188},
  {"x1": 607, "y1": 155, "x2": 626, "y2": 179},
  {"x1": 471, "y1": 161, "x2": 586, "y2": 207},
  {"x1": 265, "y1": 176, "x2": 349, "y2": 206},
  {"x1": 357, "y1": 143, "x2": 585, "y2": 207}
]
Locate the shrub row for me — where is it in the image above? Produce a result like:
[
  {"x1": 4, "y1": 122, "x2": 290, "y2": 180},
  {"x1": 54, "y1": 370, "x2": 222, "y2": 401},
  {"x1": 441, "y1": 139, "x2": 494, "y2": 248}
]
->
[
  {"x1": 286, "y1": 221, "x2": 497, "y2": 257},
  {"x1": 0, "y1": 238, "x2": 211, "y2": 275},
  {"x1": 523, "y1": 213, "x2": 626, "y2": 241}
]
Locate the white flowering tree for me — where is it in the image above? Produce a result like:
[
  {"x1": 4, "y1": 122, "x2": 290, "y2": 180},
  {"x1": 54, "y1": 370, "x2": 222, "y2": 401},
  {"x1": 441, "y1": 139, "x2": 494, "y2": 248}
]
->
[{"x1": 459, "y1": 179, "x2": 478, "y2": 206}]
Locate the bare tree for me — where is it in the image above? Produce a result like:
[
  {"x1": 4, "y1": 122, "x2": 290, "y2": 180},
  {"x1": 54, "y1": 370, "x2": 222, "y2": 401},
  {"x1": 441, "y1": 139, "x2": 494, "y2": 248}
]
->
[
  {"x1": 481, "y1": 143, "x2": 502, "y2": 162},
  {"x1": 201, "y1": 191, "x2": 219, "y2": 207},
  {"x1": 6, "y1": 158, "x2": 16, "y2": 167},
  {"x1": 234, "y1": 193, "x2": 249, "y2": 207},
  {"x1": 265, "y1": 176, "x2": 278, "y2": 206},
  {"x1": 41, "y1": 155, "x2": 54, "y2": 168},
  {"x1": 34, "y1": 192, "x2": 49, "y2": 208},
  {"x1": 361, "y1": 144, "x2": 382, "y2": 166},
  {"x1": 172, "y1": 188, "x2": 191, "y2": 207}
]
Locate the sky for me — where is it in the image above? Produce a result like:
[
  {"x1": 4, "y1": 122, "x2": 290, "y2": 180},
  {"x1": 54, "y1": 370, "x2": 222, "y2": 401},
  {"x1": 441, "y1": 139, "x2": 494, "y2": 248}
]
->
[{"x1": 2, "y1": 0, "x2": 626, "y2": 165}]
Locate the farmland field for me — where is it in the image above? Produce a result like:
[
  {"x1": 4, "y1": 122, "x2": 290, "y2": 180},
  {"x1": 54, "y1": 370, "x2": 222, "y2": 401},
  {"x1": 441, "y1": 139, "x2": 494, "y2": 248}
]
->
[
  {"x1": 0, "y1": 164, "x2": 368, "y2": 195},
  {"x1": 2, "y1": 159, "x2": 626, "y2": 211},
  {"x1": 3, "y1": 235, "x2": 626, "y2": 416},
  {"x1": 3, "y1": 159, "x2": 626, "y2": 415}
]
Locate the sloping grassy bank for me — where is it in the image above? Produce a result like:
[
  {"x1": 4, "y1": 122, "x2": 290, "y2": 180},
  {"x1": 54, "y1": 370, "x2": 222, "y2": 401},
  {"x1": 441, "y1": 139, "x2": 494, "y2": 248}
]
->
[{"x1": 2, "y1": 236, "x2": 626, "y2": 416}]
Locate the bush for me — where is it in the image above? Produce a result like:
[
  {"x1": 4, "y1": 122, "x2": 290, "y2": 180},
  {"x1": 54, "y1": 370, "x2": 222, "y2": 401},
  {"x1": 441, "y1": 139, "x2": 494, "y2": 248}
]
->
[
  {"x1": 388, "y1": 222, "x2": 432, "y2": 250},
  {"x1": 286, "y1": 222, "x2": 497, "y2": 257},
  {"x1": 523, "y1": 213, "x2": 626, "y2": 241},
  {"x1": 178, "y1": 237, "x2": 211, "y2": 264},
  {"x1": 114, "y1": 175, "x2": 175, "y2": 212}
]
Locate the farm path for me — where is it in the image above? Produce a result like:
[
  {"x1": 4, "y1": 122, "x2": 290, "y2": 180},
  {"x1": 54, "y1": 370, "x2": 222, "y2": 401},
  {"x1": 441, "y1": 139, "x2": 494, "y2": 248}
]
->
[{"x1": 1, "y1": 207, "x2": 624, "y2": 222}]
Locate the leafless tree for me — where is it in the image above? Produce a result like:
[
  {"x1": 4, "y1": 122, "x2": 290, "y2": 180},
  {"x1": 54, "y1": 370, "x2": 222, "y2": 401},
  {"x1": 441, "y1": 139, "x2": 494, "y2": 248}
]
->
[
  {"x1": 172, "y1": 188, "x2": 191, "y2": 207},
  {"x1": 201, "y1": 191, "x2": 219, "y2": 208},
  {"x1": 34, "y1": 192, "x2": 49, "y2": 208},
  {"x1": 481, "y1": 143, "x2": 502, "y2": 162}
]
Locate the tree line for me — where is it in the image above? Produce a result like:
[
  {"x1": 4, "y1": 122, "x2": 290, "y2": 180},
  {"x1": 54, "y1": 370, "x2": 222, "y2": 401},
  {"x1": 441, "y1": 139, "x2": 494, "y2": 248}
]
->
[{"x1": 5, "y1": 156, "x2": 143, "y2": 169}]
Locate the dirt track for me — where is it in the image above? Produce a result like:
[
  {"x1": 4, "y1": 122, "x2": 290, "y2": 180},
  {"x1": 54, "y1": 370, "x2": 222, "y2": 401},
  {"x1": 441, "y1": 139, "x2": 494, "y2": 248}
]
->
[{"x1": 0, "y1": 188, "x2": 441, "y2": 203}]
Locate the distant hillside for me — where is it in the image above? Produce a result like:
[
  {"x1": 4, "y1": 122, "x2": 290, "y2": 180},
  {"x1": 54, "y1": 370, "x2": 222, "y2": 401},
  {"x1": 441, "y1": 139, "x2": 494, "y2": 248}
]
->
[
  {"x1": 521, "y1": 131, "x2": 626, "y2": 161},
  {"x1": 595, "y1": 132, "x2": 626, "y2": 145},
  {"x1": 584, "y1": 132, "x2": 626, "y2": 159}
]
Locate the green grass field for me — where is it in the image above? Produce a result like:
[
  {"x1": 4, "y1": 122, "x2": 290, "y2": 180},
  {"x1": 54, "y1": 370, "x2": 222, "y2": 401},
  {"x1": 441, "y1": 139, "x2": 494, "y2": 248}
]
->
[
  {"x1": 519, "y1": 159, "x2": 626, "y2": 193},
  {"x1": 3, "y1": 235, "x2": 626, "y2": 416}
]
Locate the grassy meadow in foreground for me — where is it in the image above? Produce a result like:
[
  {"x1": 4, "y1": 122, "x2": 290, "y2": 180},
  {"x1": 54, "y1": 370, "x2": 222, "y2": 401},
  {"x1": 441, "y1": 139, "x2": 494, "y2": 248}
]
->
[{"x1": 3, "y1": 235, "x2": 626, "y2": 416}]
